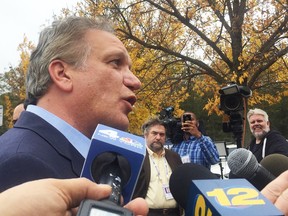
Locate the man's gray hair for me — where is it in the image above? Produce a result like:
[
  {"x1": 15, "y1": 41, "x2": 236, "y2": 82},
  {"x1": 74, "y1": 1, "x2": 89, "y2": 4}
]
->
[
  {"x1": 26, "y1": 16, "x2": 114, "y2": 102},
  {"x1": 141, "y1": 117, "x2": 166, "y2": 134},
  {"x1": 247, "y1": 108, "x2": 269, "y2": 122}
]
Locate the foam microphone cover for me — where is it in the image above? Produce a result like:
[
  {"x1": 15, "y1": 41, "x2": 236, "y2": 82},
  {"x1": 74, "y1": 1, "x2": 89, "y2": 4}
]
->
[
  {"x1": 169, "y1": 163, "x2": 218, "y2": 209},
  {"x1": 260, "y1": 154, "x2": 288, "y2": 177},
  {"x1": 91, "y1": 152, "x2": 131, "y2": 187},
  {"x1": 227, "y1": 148, "x2": 258, "y2": 177},
  {"x1": 227, "y1": 148, "x2": 275, "y2": 190}
]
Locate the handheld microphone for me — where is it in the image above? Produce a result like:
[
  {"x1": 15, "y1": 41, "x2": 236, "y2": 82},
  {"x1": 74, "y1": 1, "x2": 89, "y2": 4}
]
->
[
  {"x1": 260, "y1": 154, "x2": 288, "y2": 177},
  {"x1": 169, "y1": 163, "x2": 219, "y2": 209},
  {"x1": 227, "y1": 148, "x2": 275, "y2": 191},
  {"x1": 170, "y1": 163, "x2": 283, "y2": 216},
  {"x1": 77, "y1": 124, "x2": 146, "y2": 216},
  {"x1": 91, "y1": 152, "x2": 131, "y2": 205}
]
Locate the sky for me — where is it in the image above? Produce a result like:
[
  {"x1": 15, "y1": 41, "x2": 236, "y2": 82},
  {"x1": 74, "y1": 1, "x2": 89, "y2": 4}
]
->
[{"x1": 0, "y1": 0, "x2": 80, "y2": 73}]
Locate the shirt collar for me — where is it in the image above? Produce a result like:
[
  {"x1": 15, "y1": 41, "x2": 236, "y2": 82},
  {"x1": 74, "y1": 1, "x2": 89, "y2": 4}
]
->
[
  {"x1": 146, "y1": 145, "x2": 165, "y2": 157},
  {"x1": 26, "y1": 105, "x2": 90, "y2": 158}
]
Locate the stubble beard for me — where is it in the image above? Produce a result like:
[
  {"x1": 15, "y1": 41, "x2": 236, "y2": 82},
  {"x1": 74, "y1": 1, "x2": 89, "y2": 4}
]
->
[{"x1": 253, "y1": 128, "x2": 269, "y2": 141}]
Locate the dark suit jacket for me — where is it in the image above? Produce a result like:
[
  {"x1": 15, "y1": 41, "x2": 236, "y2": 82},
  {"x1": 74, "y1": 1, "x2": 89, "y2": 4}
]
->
[
  {"x1": 132, "y1": 148, "x2": 182, "y2": 199},
  {"x1": 0, "y1": 111, "x2": 84, "y2": 192}
]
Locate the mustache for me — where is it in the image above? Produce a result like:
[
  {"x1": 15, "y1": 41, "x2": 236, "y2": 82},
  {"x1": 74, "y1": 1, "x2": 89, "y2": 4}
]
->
[{"x1": 152, "y1": 141, "x2": 164, "y2": 146}]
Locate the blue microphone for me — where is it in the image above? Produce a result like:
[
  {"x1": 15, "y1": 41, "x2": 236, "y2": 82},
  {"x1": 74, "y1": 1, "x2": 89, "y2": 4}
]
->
[{"x1": 80, "y1": 124, "x2": 146, "y2": 204}]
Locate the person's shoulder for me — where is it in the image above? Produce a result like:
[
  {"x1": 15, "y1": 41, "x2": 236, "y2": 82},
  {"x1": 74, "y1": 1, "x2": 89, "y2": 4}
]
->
[
  {"x1": 267, "y1": 130, "x2": 287, "y2": 141},
  {"x1": 0, "y1": 126, "x2": 45, "y2": 147},
  {"x1": 0, "y1": 153, "x2": 59, "y2": 192}
]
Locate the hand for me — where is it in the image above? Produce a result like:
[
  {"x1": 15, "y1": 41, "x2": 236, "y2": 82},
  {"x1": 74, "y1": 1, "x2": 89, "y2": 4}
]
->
[
  {"x1": 182, "y1": 121, "x2": 201, "y2": 138},
  {"x1": 0, "y1": 178, "x2": 148, "y2": 216},
  {"x1": 261, "y1": 170, "x2": 288, "y2": 215}
]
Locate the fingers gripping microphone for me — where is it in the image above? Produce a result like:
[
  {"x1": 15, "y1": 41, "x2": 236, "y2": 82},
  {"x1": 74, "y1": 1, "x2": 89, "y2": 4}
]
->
[
  {"x1": 260, "y1": 154, "x2": 288, "y2": 177},
  {"x1": 227, "y1": 148, "x2": 276, "y2": 190}
]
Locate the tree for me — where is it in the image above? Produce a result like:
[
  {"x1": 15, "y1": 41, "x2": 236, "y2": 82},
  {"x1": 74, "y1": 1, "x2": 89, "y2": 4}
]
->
[
  {"x1": 0, "y1": 36, "x2": 33, "y2": 133},
  {"x1": 74, "y1": 0, "x2": 288, "y2": 140}
]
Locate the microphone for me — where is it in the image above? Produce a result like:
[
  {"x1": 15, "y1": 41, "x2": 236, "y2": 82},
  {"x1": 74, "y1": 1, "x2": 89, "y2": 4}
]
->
[
  {"x1": 80, "y1": 124, "x2": 146, "y2": 204},
  {"x1": 169, "y1": 163, "x2": 219, "y2": 209},
  {"x1": 169, "y1": 163, "x2": 282, "y2": 216},
  {"x1": 227, "y1": 148, "x2": 275, "y2": 190},
  {"x1": 260, "y1": 154, "x2": 288, "y2": 177},
  {"x1": 91, "y1": 152, "x2": 131, "y2": 205}
]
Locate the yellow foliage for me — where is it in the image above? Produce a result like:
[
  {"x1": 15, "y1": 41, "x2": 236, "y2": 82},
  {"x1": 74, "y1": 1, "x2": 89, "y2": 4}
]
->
[
  {"x1": 5, "y1": 0, "x2": 286, "y2": 132},
  {"x1": 3, "y1": 95, "x2": 13, "y2": 129}
]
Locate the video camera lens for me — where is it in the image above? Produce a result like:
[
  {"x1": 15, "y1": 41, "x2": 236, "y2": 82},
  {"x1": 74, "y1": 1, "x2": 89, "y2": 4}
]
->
[{"x1": 220, "y1": 94, "x2": 243, "y2": 112}]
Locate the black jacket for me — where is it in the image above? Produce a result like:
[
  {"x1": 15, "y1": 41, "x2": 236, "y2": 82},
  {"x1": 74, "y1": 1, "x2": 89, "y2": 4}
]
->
[
  {"x1": 248, "y1": 130, "x2": 288, "y2": 162},
  {"x1": 132, "y1": 149, "x2": 182, "y2": 199}
]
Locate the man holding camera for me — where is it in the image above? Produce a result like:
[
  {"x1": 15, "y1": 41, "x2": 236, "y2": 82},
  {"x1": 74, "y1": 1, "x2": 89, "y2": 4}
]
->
[{"x1": 171, "y1": 112, "x2": 219, "y2": 169}]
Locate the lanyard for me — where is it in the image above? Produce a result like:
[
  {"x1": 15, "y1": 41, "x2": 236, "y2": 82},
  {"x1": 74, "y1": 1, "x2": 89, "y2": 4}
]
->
[{"x1": 149, "y1": 154, "x2": 170, "y2": 183}]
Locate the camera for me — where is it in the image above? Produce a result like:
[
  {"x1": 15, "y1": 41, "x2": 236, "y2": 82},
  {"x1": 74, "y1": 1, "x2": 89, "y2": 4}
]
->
[
  {"x1": 219, "y1": 83, "x2": 252, "y2": 113},
  {"x1": 219, "y1": 83, "x2": 252, "y2": 148},
  {"x1": 158, "y1": 106, "x2": 182, "y2": 144},
  {"x1": 183, "y1": 114, "x2": 192, "y2": 122}
]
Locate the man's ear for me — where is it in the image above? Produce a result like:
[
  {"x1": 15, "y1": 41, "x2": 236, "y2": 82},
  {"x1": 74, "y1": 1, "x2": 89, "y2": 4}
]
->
[
  {"x1": 48, "y1": 60, "x2": 73, "y2": 92},
  {"x1": 267, "y1": 121, "x2": 271, "y2": 128}
]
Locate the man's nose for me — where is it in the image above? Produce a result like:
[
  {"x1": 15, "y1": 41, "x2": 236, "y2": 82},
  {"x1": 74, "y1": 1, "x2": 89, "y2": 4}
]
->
[{"x1": 123, "y1": 71, "x2": 141, "y2": 91}]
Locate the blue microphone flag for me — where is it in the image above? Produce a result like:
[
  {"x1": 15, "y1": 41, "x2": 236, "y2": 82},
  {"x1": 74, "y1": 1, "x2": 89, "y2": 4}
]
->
[
  {"x1": 186, "y1": 179, "x2": 283, "y2": 216},
  {"x1": 81, "y1": 124, "x2": 146, "y2": 204}
]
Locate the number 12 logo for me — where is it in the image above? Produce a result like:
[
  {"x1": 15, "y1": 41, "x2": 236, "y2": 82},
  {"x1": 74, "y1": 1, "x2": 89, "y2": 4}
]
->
[{"x1": 207, "y1": 187, "x2": 265, "y2": 206}]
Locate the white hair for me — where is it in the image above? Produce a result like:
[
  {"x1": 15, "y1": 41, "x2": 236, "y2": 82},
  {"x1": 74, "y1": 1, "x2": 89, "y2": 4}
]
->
[{"x1": 247, "y1": 108, "x2": 269, "y2": 122}]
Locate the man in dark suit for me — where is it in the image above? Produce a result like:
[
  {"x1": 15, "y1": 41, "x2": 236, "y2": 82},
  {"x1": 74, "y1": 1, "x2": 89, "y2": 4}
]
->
[
  {"x1": 133, "y1": 118, "x2": 183, "y2": 216},
  {"x1": 0, "y1": 16, "x2": 141, "y2": 195}
]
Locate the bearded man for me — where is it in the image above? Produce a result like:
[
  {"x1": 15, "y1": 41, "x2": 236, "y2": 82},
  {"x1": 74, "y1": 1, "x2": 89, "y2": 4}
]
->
[{"x1": 247, "y1": 108, "x2": 288, "y2": 162}]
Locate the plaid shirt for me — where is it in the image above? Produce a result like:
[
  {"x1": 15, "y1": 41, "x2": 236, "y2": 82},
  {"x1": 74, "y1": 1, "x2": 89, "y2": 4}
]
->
[{"x1": 171, "y1": 135, "x2": 219, "y2": 169}]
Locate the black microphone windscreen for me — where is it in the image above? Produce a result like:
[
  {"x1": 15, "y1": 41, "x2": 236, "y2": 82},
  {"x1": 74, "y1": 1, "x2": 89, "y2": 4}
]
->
[
  {"x1": 169, "y1": 163, "x2": 218, "y2": 209},
  {"x1": 227, "y1": 148, "x2": 258, "y2": 176},
  {"x1": 260, "y1": 154, "x2": 288, "y2": 177},
  {"x1": 91, "y1": 152, "x2": 131, "y2": 186}
]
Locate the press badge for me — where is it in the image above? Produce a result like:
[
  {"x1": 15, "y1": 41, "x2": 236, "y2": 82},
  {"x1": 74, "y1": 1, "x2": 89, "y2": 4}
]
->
[
  {"x1": 163, "y1": 184, "x2": 173, "y2": 200},
  {"x1": 181, "y1": 155, "x2": 190, "y2": 163}
]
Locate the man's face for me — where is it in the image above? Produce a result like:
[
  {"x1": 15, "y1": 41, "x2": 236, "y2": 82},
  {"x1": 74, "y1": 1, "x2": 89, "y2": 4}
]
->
[
  {"x1": 70, "y1": 30, "x2": 141, "y2": 136},
  {"x1": 144, "y1": 125, "x2": 166, "y2": 153},
  {"x1": 249, "y1": 114, "x2": 270, "y2": 140}
]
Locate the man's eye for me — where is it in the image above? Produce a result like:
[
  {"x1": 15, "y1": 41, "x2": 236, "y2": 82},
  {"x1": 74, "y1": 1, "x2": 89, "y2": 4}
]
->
[{"x1": 110, "y1": 59, "x2": 121, "y2": 66}]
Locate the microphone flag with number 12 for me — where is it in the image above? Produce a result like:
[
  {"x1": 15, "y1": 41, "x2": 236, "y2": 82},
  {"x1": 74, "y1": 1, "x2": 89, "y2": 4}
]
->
[{"x1": 186, "y1": 179, "x2": 283, "y2": 216}]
